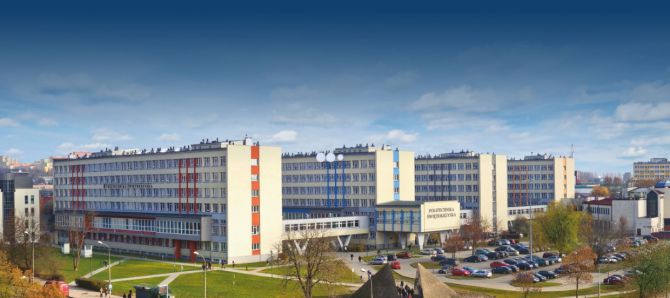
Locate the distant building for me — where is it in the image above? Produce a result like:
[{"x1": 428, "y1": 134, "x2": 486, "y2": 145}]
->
[
  {"x1": 633, "y1": 158, "x2": 670, "y2": 185},
  {"x1": 508, "y1": 154, "x2": 575, "y2": 207},
  {"x1": 583, "y1": 190, "x2": 664, "y2": 236},
  {"x1": 0, "y1": 172, "x2": 40, "y2": 241},
  {"x1": 414, "y1": 151, "x2": 508, "y2": 232}
]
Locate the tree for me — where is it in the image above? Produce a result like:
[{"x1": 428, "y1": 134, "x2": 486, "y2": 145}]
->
[
  {"x1": 67, "y1": 211, "x2": 95, "y2": 272},
  {"x1": 615, "y1": 216, "x2": 629, "y2": 239},
  {"x1": 510, "y1": 216, "x2": 529, "y2": 237},
  {"x1": 535, "y1": 202, "x2": 583, "y2": 255},
  {"x1": 512, "y1": 272, "x2": 542, "y2": 298},
  {"x1": 0, "y1": 250, "x2": 65, "y2": 298},
  {"x1": 630, "y1": 243, "x2": 670, "y2": 298},
  {"x1": 279, "y1": 229, "x2": 337, "y2": 298},
  {"x1": 461, "y1": 216, "x2": 490, "y2": 256},
  {"x1": 634, "y1": 179, "x2": 659, "y2": 188},
  {"x1": 580, "y1": 213, "x2": 613, "y2": 264},
  {"x1": 563, "y1": 246, "x2": 596, "y2": 298},
  {"x1": 443, "y1": 234, "x2": 464, "y2": 259},
  {"x1": 591, "y1": 186, "x2": 610, "y2": 197}
]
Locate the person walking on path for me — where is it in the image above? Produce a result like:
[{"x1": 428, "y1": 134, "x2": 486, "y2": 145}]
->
[
  {"x1": 100, "y1": 288, "x2": 103, "y2": 297},
  {"x1": 128, "y1": 289, "x2": 133, "y2": 298},
  {"x1": 350, "y1": 254, "x2": 354, "y2": 261},
  {"x1": 358, "y1": 256, "x2": 361, "y2": 263}
]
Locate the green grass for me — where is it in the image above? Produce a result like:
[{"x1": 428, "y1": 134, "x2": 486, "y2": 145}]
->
[
  {"x1": 110, "y1": 277, "x2": 166, "y2": 297},
  {"x1": 510, "y1": 281, "x2": 562, "y2": 288},
  {"x1": 91, "y1": 259, "x2": 197, "y2": 280},
  {"x1": 447, "y1": 282, "x2": 627, "y2": 298},
  {"x1": 409, "y1": 261, "x2": 441, "y2": 269},
  {"x1": 261, "y1": 260, "x2": 361, "y2": 283},
  {"x1": 49, "y1": 249, "x2": 122, "y2": 282},
  {"x1": 170, "y1": 270, "x2": 353, "y2": 298}
]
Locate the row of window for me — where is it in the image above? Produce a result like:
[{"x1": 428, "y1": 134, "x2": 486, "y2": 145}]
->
[
  {"x1": 508, "y1": 183, "x2": 555, "y2": 190},
  {"x1": 55, "y1": 156, "x2": 228, "y2": 174},
  {"x1": 284, "y1": 220, "x2": 360, "y2": 232},
  {"x1": 508, "y1": 165, "x2": 554, "y2": 171},
  {"x1": 416, "y1": 195, "x2": 481, "y2": 203},
  {"x1": 415, "y1": 185, "x2": 480, "y2": 193},
  {"x1": 282, "y1": 198, "x2": 376, "y2": 207},
  {"x1": 55, "y1": 200, "x2": 228, "y2": 214},
  {"x1": 415, "y1": 162, "x2": 479, "y2": 171},
  {"x1": 508, "y1": 174, "x2": 555, "y2": 181},
  {"x1": 283, "y1": 173, "x2": 376, "y2": 183},
  {"x1": 55, "y1": 172, "x2": 228, "y2": 186},
  {"x1": 88, "y1": 232, "x2": 229, "y2": 252},
  {"x1": 283, "y1": 186, "x2": 376, "y2": 196},
  {"x1": 509, "y1": 193, "x2": 555, "y2": 199},
  {"x1": 415, "y1": 174, "x2": 480, "y2": 182},
  {"x1": 54, "y1": 187, "x2": 228, "y2": 199},
  {"x1": 282, "y1": 160, "x2": 376, "y2": 171}
]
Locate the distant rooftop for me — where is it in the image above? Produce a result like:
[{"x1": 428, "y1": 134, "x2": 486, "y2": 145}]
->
[
  {"x1": 508, "y1": 153, "x2": 572, "y2": 161},
  {"x1": 282, "y1": 143, "x2": 393, "y2": 158},
  {"x1": 415, "y1": 150, "x2": 481, "y2": 160},
  {"x1": 635, "y1": 158, "x2": 669, "y2": 164}
]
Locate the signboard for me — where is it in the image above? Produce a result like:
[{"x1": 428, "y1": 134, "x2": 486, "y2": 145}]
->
[
  {"x1": 422, "y1": 201, "x2": 460, "y2": 232},
  {"x1": 103, "y1": 183, "x2": 153, "y2": 189}
]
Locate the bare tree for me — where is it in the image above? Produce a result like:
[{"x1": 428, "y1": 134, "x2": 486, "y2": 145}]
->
[
  {"x1": 443, "y1": 234, "x2": 464, "y2": 259},
  {"x1": 564, "y1": 246, "x2": 596, "y2": 298},
  {"x1": 616, "y1": 216, "x2": 629, "y2": 239},
  {"x1": 279, "y1": 229, "x2": 337, "y2": 298},
  {"x1": 512, "y1": 272, "x2": 542, "y2": 298},
  {"x1": 461, "y1": 216, "x2": 490, "y2": 255},
  {"x1": 67, "y1": 211, "x2": 95, "y2": 271}
]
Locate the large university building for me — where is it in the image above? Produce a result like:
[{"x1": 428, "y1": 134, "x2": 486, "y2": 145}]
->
[
  {"x1": 507, "y1": 154, "x2": 575, "y2": 207},
  {"x1": 53, "y1": 138, "x2": 282, "y2": 263},
  {"x1": 633, "y1": 158, "x2": 670, "y2": 184},
  {"x1": 414, "y1": 151, "x2": 508, "y2": 232},
  {"x1": 281, "y1": 144, "x2": 415, "y2": 246}
]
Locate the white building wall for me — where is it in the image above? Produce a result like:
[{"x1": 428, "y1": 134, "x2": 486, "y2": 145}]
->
[
  {"x1": 14, "y1": 188, "x2": 40, "y2": 240},
  {"x1": 259, "y1": 146, "x2": 282, "y2": 259}
]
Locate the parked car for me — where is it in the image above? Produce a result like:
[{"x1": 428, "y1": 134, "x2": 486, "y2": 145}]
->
[
  {"x1": 533, "y1": 272, "x2": 547, "y2": 282},
  {"x1": 507, "y1": 265, "x2": 519, "y2": 272},
  {"x1": 546, "y1": 255, "x2": 562, "y2": 263},
  {"x1": 44, "y1": 280, "x2": 69, "y2": 297},
  {"x1": 538, "y1": 270, "x2": 557, "y2": 279},
  {"x1": 387, "y1": 254, "x2": 398, "y2": 261},
  {"x1": 495, "y1": 246, "x2": 519, "y2": 256},
  {"x1": 437, "y1": 267, "x2": 450, "y2": 274},
  {"x1": 462, "y1": 242, "x2": 474, "y2": 250},
  {"x1": 431, "y1": 255, "x2": 448, "y2": 262},
  {"x1": 451, "y1": 268, "x2": 471, "y2": 276},
  {"x1": 439, "y1": 258, "x2": 458, "y2": 267},
  {"x1": 434, "y1": 248, "x2": 445, "y2": 255},
  {"x1": 542, "y1": 252, "x2": 558, "y2": 258},
  {"x1": 603, "y1": 276, "x2": 626, "y2": 285},
  {"x1": 490, "y1": 261, "x2": 508, "y2": 268},
  {"x1": 516, "y1": 262, "x2": 533, "y2": 270},
  {"x1": 534, "y1": 258, "x2": 550, "y2": 266},
  {"x1": 554, "y1": 264, "x2": 572, "y2": 274},
  {"x1": 464, "y1": 255, "x2": 488, "y2": 263},
  {"x1": 475, "y1": 248, "x2": 492, "y2": 255},
  {"x1": 369, "y1": 257, "x2": 387, "y2": 265},
  {"x1": 390, "y1": 260, "x2": 401, "y2": 269},
  {"x1": 463, "y1": 266, "x2": 478, "y2": 273},
  {"x1": 488, "y1": 239, "x2": 505, "y2": 246},
  {"x1": 643, "y1": 235, "x2": 659, "y2": 243},
  {"x1": 492, "y1": 266, "x2": 512, "y2": 274},
  {"x1": 421, "y1": 249, "x2": 436, "y2": 255},
  {"x1": 396, "y1": 251, "x2": 412, "y2": 259},
  {"x1": 472, "y1": 269, "x2": 493, "y2": 278}
]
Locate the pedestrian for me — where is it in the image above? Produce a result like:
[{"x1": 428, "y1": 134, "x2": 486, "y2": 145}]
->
[
  {"x1": 99, "y1": 287, "x2": 103, "y2": 297},
  {"x1": 128, "y1": 289, "x2": 133, "y2": 298},
  {"x1": 232, "y1": 260, "x2": 235, "y2": 268},
  {"x1": 122, "y1": 293, "x2": 127, "y2": 298},
  {"x1": 400, "y1": 280, "x2": 404, "y2": 288},
  {"x1": 202, "y1": 264, "x2": 206, "y2": 271},
  {"x1": 350, "y1": 254, "x2": 354, "y2": 261},
  {"x1": 358, "y1": 256, "x2": 361, "y2": 263}
]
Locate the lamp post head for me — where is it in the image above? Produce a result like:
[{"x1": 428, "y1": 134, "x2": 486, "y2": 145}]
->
[
  {"x1": 97, "y1": 241, "x2": 103, "y2": 244},
  {"x1": 194, "y1": 251, "x2": 200, "y2": 256}
]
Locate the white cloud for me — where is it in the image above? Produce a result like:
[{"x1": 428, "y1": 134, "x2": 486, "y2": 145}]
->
[
  {"x1": 158, "y1": 133, "x2": 180, "y2": 142},
  {"x1": 57, "y1": 142, "x2": 75, "y2": 151},
  {"x1": 384, "y1": 130, "x2": 418, "y2": 143},
  {"x1": 4, "y1": 148, "x2": 23, "y2": 157},
  {"x1": 272, "y1": 103, "x2": 338, "y2": 127},
  {"x1": 268, "y1": 130, "x2": 298, "y2": 143},
  {"x1": 57, "y1": 142, "x2": 111, "y2": 153},
  {"x1": 412, "y1": 85, "x2": 497, "y2": 112},
  {"x1": 620, "y1": 146, "x2": 647, "y2": 159},
  {"x1": 615, "y1": 101, "x2": 670, "y2": 121},
  {"x1": 34, "y1": 73, "x2": 151, "y2": 102},
  {"x1": 0, "y1": 118, "x2": 19, "y2": 127},
  {"x1": 92, "y1": 128, "x2": 132, "y2": 142}
]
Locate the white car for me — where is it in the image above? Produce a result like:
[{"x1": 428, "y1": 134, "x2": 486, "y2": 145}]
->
[
  {"x1": 471, "y1": 269, "x2": 492, "y2": 278},
  {"x1": 369, "y1": 257, "x2": 387, "y2": 265},
  {"x1": 421, "y1": 249, "x2": 436, "y2": 255}
]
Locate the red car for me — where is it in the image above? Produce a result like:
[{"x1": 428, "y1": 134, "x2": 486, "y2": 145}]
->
[
  {"x1": 451, "y1": 268, "x2": 471, "y2": 276},
  {"x1": 490, "y1": 261, "x2": 508, "y2": 268},
  {"x1": 44, "y1": 280, "x2": 69, "y2": 297},
  {"x1": 390, "y1": 260, "x2": 401, "y2": 269},
  {"x1": 396, "y1": 251, "x2": 412, "y2": 259}
]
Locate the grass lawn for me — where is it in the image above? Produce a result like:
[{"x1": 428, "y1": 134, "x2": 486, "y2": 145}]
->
[
  {"x1": 48, "y1": 249, "x2": 122, "y2": 282},
  {"x1": 447, "y1": 282, "x2": 627, "y2": 298},
  {"x1": 170, "y1": 270, "x2": 353, "y2": 298},
  {"x1": 261, "y1": 260, "x2": 361, "y2": 284},
  {"x1": 91, "y1": 259, "x2": 196, "y2": 280},
  {"x1": 110, "y1": 277, "x2": 166, "y2": 297},
  {"x1": 409, "y1": 261, "x2": 441, "y2": 269},
  {"x1": 510, "y1": 281, "x2": 562, "y2": 288}
]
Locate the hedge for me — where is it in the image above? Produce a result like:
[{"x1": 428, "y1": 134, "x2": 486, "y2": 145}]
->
[{"x1": 75, "y1": 277, "x2": 108, "y2": 291}]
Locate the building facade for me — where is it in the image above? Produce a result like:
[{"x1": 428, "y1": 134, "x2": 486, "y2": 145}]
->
[
  {"x1": 53, "y1": 138, "x2": 282, "y2": 263},
  {"x1": 0, "y1": 173, "x2": 40, "y2": 241},
  {"x1": 634, "y1": 158, "x2": 670, "y2": 184},
  {"x1": 508, "y1": 154, "x2": 575, "y2": 207},
  {"x1": 281, "y1": 144, "x2": 415, "y2": 246},
  {"x1": 415, "y1": 151, "x2": 508, "y2": 232},
  {"x1": 583, "y1": 190, "x2": 665, "y2": 236}
]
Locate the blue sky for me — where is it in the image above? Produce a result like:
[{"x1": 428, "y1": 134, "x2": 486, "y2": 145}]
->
[{"x1": 1, "y1": 2, "x2": 670, "y2": 173}]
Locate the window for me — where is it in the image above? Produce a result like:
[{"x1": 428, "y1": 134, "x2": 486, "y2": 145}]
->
[
  {"x1": 252, "y1": 225, "x2": 260, "y2": 235},
  {"x1": 251, "y1": 190, "x2": 259, "y2": 197},
  {"x1": 252, "y1": 243, "x2": 260, "y2": 250},
  {"x1": 252, "y1": 205, "x2": 260, "y2": 213},
  {"x1": 25, "y1": 195, "x2": 28, "y2": 204}
]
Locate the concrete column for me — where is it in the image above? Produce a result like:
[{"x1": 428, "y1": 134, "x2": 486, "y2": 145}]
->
[
  {"x1": 344, "y1": 235, "x2": 352, "y2": 248},
  {"x1": 417, "y1": 233, "x2": 426, "y2": 250},
  {"x1": 336, "y1": 236, "x2": 344, "y2": 250},
  {"x1": 399, "y1": 233, "x2": 407, "y2": 249},
  {"x1": 439, "y1": 231, "x2": 449, "y2": 246}
]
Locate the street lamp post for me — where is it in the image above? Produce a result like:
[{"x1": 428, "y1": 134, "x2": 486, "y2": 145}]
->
[
  {"x1": 24, "y1": 231, "x2": 35, "y2": 282},
  {"x1": 195, "y1": 251, "x2": 207, "y2": 298},
  {"x1": 97, "y1": 241, "x2": 112, "y2": 293}
]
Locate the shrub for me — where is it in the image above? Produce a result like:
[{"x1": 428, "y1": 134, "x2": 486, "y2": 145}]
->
[{"x1": 75, "y1": 277, "x2": 108, "y2": 291}]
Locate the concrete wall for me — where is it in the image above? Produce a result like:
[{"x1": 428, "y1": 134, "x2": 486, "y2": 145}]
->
[
  {"x1": 259, "y1": 146, "x2": 282, "y2": 259},
  {"x1": 398, "y1": 151, "x2": 415, "y2": 201},
  {"x1": 226, "y1": 145, "x2": 252, "y2": 261},
  {"x1": 14, "y1": 188, "x2": 40, "y2": 240},
  {"x1": 494, "y1": 155, "x2": 509, "y2": 231},
  {"x1": 375, "y1": 150, "x2": 394, "y2": 204}
]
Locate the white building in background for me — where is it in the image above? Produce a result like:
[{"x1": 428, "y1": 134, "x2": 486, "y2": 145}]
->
[
  {"x1": 583, "y1": 189, "x2": 665, "y2": 236},
  {"x1": 53, "y1": 138, "x2": 282, "y2": 264},
  {"x1": 415, "y1": 151, "x2": 508, "y2": 232},
  {"x1": 0, "y1": 173, "x2": 40, "y2": 241}
]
